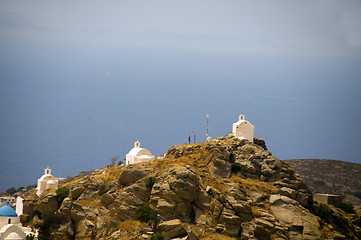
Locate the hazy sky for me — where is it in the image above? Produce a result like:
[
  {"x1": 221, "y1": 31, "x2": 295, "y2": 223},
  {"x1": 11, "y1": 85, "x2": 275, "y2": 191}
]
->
[{"x1": 1, "y1": 0, "x2": 361, "y2": 57}]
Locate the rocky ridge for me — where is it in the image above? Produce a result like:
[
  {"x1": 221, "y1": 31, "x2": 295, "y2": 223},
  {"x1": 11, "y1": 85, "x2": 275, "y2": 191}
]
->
[{"x1": 21, "y1": 136, "x2": 361, "y2": 239}]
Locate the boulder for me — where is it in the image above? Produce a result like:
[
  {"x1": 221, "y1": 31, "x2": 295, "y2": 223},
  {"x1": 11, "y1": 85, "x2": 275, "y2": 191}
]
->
[
  {"x1": 74, "y1": 219, "x2": 95, "y2": 239},
  {"x1": 35, "y1": 193, "x2": 58, "y2": 214},
  {"x1": 253, "y1": 137, "x2": 268, "y2": 150},
  {"x1": 209, "y1": 198, "x2": 224, "y2": 223},
  {"x1": 100, "y1": 193, "x2": 114, "y2": 207},
  {"x1": 169, "y1": 168, "x2": 200, "y2": 202},
  {"x1": 195, "y1": 189, "x2": 210, "y2": 210},
  {"x1": 112, "y1": 179, "x2": 152, "y2": 221},
  {"x1": 235, "y1": 160, "x2": 258, "y2": 176},
  {"x1": 150, "y1": 167, "x2": 205, "y2": 222},
  {"x1": 218, "y1": 209, "x2": 242, "y2": 237},
  {"x1": 70, "y1": 187, "x2": 85, "y2": 200},
  {"x1": 50, "y1": 221, "x2": 74, "y2": 240},
  {"x1": 185, "y1": 225, "x2": 199, "y2": 240},
  {"x1": 118, "y1": 165, "x2": 149, "y2": 186},
  {"x1": 158, "y1": 219, "x2": 187, "y2": 240},
  {"x1": 270, "y1": 194, "x2": 321, "y2": 240},
  {"x1": 208, "y1": 158, "x2": 231, "y2": 178}
]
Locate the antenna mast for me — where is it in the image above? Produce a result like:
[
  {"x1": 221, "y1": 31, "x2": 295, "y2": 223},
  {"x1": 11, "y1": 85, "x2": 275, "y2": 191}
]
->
[
  {"x1": 206, "y1": 113, "x2": 211, "y2": 142},
  {"x1": 207, "y1": 114, "x2": 209, "y2": 138}
]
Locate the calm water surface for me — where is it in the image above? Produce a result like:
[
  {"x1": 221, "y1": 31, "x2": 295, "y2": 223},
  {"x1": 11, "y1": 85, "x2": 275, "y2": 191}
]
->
[{"x1": 1, "y1": 48, "x2": 360, "y2": 191}]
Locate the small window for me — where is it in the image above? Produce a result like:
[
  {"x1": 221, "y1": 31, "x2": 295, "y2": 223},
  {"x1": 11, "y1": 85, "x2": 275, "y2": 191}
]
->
[{"x1": 8, "y1": 218, "x2": 11, "y2": 224}]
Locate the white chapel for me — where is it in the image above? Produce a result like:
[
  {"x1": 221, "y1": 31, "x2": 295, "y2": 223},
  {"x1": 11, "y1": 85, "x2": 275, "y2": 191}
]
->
[
  {"x1": 232, "y1": 114, "x2": 255, "y2": 142},
  {"x1": 0, "y1": 201, "x2": 34, "y2": 240},
  {"x1": 36, "y1": 167, "x2": 59, "y2": 196},
  {"x1": 126, "y1": 141, "x2": 155, "y2": 165}
]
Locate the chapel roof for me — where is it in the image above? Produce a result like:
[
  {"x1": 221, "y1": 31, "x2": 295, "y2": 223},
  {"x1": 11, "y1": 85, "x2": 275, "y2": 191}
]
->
[
  {"x1": 234, "y1": 119, "x2": 254, "y2": 126},
  {"x1": 128, "y1": 147, "x2": 147, "y2": 156},
  {"x1": 39, "y1": 174, "x2": 55, "y2": 181},
  {"x1": 0, "y1": 205, "x2": 18, "y2": 217}
]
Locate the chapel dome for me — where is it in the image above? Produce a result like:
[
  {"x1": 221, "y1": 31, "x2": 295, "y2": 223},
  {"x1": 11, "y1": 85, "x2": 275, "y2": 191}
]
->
[
  {"x1": 128, "y1": 147, "x2": 151, "y2": 156},
  {"x1": 6, "y1": 231, "x2": 22, "y2": 240},
  {"x1": 47, "y1": 180, "x2": 57, "y2": 186},
  {"x1": 127, "y1": 141, "x2": 152, "y2": 156},
  {"x1": 0, "y1": 205, "x2": 18, "y2": 217}
]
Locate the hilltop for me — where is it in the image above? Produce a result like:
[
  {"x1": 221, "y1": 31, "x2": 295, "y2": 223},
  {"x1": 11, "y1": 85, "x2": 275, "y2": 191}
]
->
[
  {"x1": 285, "y1": 159, "x2": 361, "y2": 207},
  {"x1": 20, "y1": 136, "x2": 361, "y2": 239}
]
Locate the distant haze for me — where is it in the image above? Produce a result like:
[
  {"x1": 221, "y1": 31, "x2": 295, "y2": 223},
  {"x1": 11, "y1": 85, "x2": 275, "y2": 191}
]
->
[{"x1": 0, "y1": 1, "x2": 360, "y2": 192}]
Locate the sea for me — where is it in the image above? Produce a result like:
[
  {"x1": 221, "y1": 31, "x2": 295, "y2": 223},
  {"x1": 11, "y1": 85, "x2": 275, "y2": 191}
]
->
[{"x1": 1, "y1": 45, "x2": 361, "y2": 192}]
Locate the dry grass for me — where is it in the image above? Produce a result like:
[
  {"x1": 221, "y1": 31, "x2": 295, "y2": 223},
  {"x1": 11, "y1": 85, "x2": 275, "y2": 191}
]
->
[
  {"x1": 118, "y1": 220, "x2": 145, "y2": 231},
  {"x1": 200, "y1": 233, "x2": 238, "y2": 240},
  {"x1": 139, "y1": 147, "x2": 210, "y2": 174},
  {"x1": 117, "y1": 219, "x2": 147, "y2": 239},
  {"x1": 62, "y1": 177, "x2": 82, "y2": 188},
  {"x1": 92, "y1": 166, "x2": 122, "y2": 183},
  {"x1": 231, "y1": 176, "x2": 279, "y2": 195},
  {"x1": 77, "y1": 198, "x2": 101, "y2": 208}
]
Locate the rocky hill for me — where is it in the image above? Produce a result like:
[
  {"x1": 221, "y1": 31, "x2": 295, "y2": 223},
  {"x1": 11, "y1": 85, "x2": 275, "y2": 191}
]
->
[
  {"x1": 21, "y1": 136, "x2": 361, "y2": 239},
  {"x1": 285, "y1": 159, "x2": 361, "y2": 207}
]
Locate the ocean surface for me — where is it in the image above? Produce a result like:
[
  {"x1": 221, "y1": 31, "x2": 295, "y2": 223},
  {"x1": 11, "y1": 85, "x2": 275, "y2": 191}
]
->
[{"x1": 1, "y1": 46, "x2": 361, "y2": 192}]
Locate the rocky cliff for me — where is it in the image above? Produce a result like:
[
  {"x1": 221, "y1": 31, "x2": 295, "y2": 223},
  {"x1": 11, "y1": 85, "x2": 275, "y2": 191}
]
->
[{"x1": 22, "y1": 136, "x2": 361, "y2": 239}]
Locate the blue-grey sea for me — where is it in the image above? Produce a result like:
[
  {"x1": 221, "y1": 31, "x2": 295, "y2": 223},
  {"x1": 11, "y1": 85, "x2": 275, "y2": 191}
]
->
[{"x1": 1, "y1": 45, "x2": 361, "y2": 192}]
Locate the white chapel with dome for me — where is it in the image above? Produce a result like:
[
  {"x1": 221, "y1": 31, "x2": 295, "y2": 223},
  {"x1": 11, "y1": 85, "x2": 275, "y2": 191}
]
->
[
  {"x1": 36, "y1": 167, "x2": 59, "y2": 196},
  {"x1": 0, "y1": 204, "x2": 33, "y2": 240},
  {"x1": 126, "y1": 141, "x2": 155, "y2": 165}
]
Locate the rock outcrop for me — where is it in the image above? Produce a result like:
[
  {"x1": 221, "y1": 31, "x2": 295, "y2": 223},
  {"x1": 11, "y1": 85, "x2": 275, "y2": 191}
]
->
[{"x1": 22, "y1": 135, "x2": 361, "y2": 239}]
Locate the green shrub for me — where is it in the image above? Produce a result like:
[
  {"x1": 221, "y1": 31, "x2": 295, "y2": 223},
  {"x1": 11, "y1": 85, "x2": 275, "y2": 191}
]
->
[
  {"x1": 146, "y1": 175, "x2": 157, "y2": 188},
  {"x1": 56, "y1": 186, "x2": 69, "y2": 205},
  {"x1": 353, "y1": 191, "x2": 361, "y2": 200},
  {"x1": 6, "y1": 187, "x2": 17, "y2": 195},
  {"x1": 231, "y1": 163, "x2": 242, "y2": 173},
  {"x1": 35, "y1": 211, "x2": 61, "y2": 238},
  {"x1": 318, "y1": 203, "x2": 333, "y2": 220},
  {"x1": 229, "y1": 153, "x2": 235, "y2": 163},
  {"x1": 26, "y1": 234, "x2": 35, "y2": 240},
  {"x1": 334, "y1": 202, "x2": 355, "y2": 214},
  {"x1": 136, "y1": 202, "x2": 156, "y2": 222},
  {"x1": 151, "y1": 232, "x2": 164, "y2": 240},
  {"x1": 30, "y1": 210, "x2": 41, "y2": 219},
  {"x1": 26, "y1": 184, "x2": 36, "y2": 191},
  {"x1": 63, "y1": 177, "x2": 75, "y2": 184}
]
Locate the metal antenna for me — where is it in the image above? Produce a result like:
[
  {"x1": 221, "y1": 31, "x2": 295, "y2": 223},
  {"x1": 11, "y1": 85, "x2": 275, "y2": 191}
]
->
[{"x1": 206, "y1": 113, "x2": 209, "y2": 140}]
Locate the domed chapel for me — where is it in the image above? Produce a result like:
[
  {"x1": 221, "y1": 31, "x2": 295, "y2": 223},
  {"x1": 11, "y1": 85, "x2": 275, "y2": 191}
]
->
[
  {"x1": 0, "y1": 205, "x2": 26, "y2": 240},
  {"x1": 125, "y1": 141, "x2": 155, "y2": 165},
  {"x1": 36, "y1": 167, "x2": 59, "y2": 196}
]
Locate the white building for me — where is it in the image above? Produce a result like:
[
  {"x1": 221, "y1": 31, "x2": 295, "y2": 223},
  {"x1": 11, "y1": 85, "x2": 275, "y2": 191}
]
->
[
  {"x1": 232, "y1": 114, "x2": 255, "y2": 142},
  {"x1": 0, "y1": 198, "x2": 15, "y2": 208},
  {"x1": 0, "y1": 204, "x2": 33, "y2": 240},
  {"x1": 36, "y1": 167, "x2": 59, "y2": 196},
  {"x1": 15, "y1": 198, "x2": 22, "y2": 217},
  {"x1": 126, "y1": 141, "x2": 155, "y2": 165}
]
